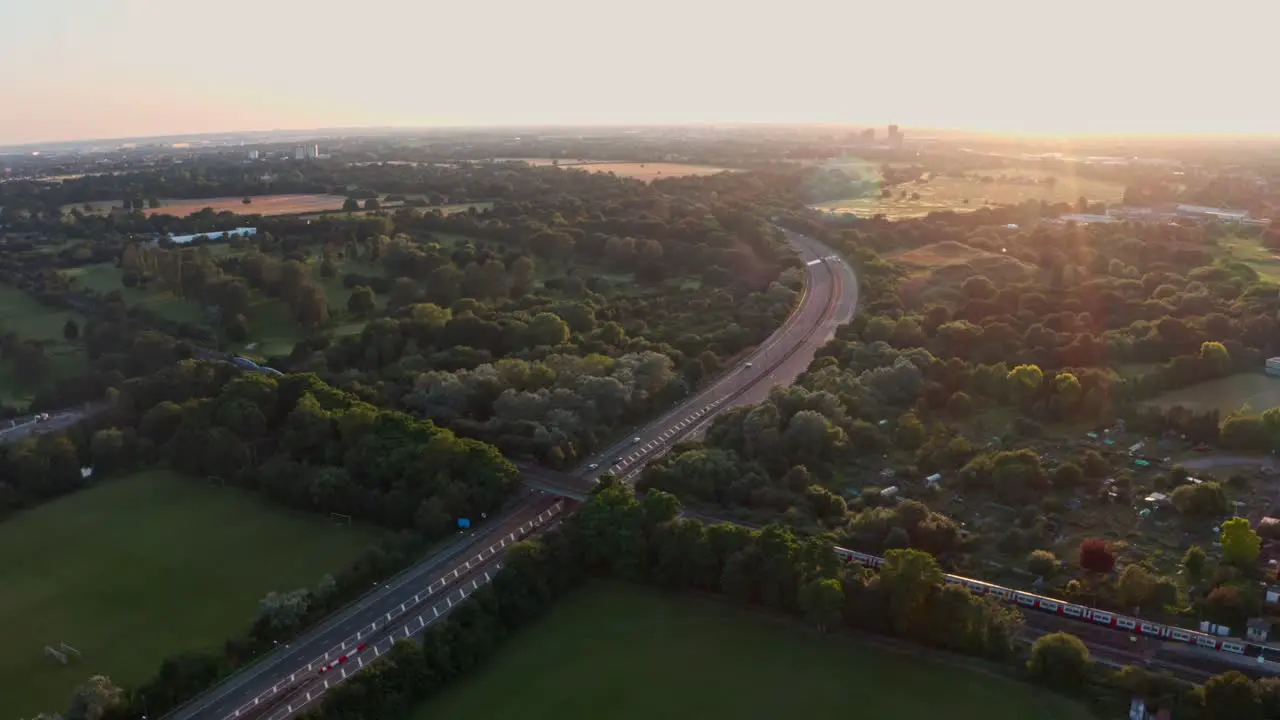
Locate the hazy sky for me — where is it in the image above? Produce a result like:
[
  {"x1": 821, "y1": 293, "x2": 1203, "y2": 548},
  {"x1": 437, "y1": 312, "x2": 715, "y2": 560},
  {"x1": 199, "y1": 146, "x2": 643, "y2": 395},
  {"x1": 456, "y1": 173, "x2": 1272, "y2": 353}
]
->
[{"x1": 1, "y1": 0, "x2": 1275, "y2": 145}]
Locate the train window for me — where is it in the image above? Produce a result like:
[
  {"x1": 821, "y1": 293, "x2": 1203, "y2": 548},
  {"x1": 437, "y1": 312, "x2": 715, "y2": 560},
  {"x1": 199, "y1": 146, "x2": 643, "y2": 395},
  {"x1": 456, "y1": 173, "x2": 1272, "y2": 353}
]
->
[
  {"x1": 1091, "y1": 611, "x2": 1112, "y2": 625},
  {"x1": 1039, "y1": 600, "x2": 1059, "y2": 612},
  {"x1": 1223, "y1": 642, "x2": 1246, "y2": 654},
  {"x1": 1140, "y1": 622, "x2": 1160, "y2": 635},
  {"x1": 1063, "y1": 605, "x2": 1083, "y2": 617},
  {"x1": 1196, "y1": 636, "x2": 1216, "y2": 648},
  {"x1": 1116, "y1": 617, "x2": 1136, "y2": 630},
  {"x1": 1169, "y1": 629, "x2": 1191, "y2": 642},
  {"x1": 1015, "y1": 593, "x2": 1035, "y2": 606}
]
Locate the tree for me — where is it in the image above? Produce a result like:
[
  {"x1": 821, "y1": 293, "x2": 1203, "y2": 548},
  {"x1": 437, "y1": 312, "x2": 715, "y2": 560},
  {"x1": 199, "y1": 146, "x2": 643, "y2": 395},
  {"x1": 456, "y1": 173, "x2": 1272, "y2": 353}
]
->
[
  {"x1": 1205, "y1": 585, "x2": 1258, "y2": 629},
  {"x1": 1078, "y1": 538, "x2": 1115, "y2": 574},
  {"x1": 1221, "y1": 517, "x2": 1261, "y2": 566},
  {"x1": 1172, "y1": 481, "x2": 1230, "y2": 517},
  {"x1": 1006, "y1": 364, "x2": 1043, "y2": 409},
  {"x1": 1201, "y1": 341, "x2": 1230, "y2": 374},
  {"x1": 347, "y1": 285, "x2": 376, "y2": 317},
  {"x1": 62, "y1": 318, "x2": 79, "y2": 341},
  {"x1": 1183, "y1": 545, "x2": 1207, "y2": 585},
  {"x1": 1050, "y1": 462, "x2": 1083, "y2": 489},
  {"x1": 389, "y1": 277, "x2": 420, "y2": 308},
  {"x1": 1203, "y1": 671, "x2": 1262, "y2": 720},
  {"x1": 1027, "y1": 550, "x2": 1058, "y2": 578},
  {"x1": 1027, "y1": 632, "x2": 1091, "y2": 691},
  {"x1": 880, "y1": 548, "x2": 944, "y2": 638},
  {"x1": 798, "y1": 577, "x2": 843, "y2": 632},
  {"x1": 65, "y1": 675, "x2": 125, "y2": 720},
  {"x1": 527, "y1": 312, "x2": 570, "y2": 347},
  {"x1": 342, "y1": 198, "x2": 360, "y2": 211},
  {"x1": 364, "y1": 198, "x2": 381, "y2": 210}
]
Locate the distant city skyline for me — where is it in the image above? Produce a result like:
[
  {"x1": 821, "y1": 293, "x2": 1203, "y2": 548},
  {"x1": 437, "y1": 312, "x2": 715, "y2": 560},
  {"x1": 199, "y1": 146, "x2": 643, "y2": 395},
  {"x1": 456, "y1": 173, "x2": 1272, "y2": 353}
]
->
[{"x1": 2, "y1": 0, "x2": 1276, "y2": 146}]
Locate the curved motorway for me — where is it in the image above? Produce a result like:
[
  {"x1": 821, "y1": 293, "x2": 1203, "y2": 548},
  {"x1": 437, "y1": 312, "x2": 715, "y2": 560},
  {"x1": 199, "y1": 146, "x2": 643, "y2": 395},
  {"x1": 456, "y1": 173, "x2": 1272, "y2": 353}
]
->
[{"x1": 165, "y1": 228, "x2": 859, "y2": 720}]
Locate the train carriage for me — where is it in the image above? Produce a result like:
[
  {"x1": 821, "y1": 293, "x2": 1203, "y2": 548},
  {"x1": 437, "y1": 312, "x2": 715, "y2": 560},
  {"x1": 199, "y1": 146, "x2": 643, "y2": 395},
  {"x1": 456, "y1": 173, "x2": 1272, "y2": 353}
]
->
[{"x1": 832, "y1": 544, "x2": 1263, "y2": 661}]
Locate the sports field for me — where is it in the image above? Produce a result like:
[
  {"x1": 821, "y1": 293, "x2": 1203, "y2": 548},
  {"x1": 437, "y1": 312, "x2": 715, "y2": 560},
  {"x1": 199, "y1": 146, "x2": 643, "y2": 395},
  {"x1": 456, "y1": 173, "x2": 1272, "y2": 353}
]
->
[
  {"x1": 414, "y1": 583, "x2": 1091, "y2": 720},
  {"x1": 0, "y1": 469, "x2": 382, "y2": 717},
  {"x1": 1148, "y1": 372, "x2": 1280, "y2": 416}
]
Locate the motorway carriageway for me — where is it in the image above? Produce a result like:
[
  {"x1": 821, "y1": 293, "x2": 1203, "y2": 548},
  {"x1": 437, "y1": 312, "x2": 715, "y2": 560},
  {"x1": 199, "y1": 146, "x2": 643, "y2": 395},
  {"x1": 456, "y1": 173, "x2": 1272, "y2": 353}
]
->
[
  {"x1": 169, "y1": 495, "x2": 563, "y2": 720},
  {"x1": 525, "y1": 228, "x2": 859, "y2": 497},
  {"x1": 166, "y1": 228, "x2": 860, "y2": 720}
]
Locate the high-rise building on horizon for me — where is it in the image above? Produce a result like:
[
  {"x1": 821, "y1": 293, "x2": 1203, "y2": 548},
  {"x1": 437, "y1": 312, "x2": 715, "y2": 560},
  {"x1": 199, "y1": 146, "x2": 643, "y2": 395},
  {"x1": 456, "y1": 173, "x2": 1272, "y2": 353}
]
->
[{"x1": 887, "y1": 124, "x2": 904, "y2": 149}]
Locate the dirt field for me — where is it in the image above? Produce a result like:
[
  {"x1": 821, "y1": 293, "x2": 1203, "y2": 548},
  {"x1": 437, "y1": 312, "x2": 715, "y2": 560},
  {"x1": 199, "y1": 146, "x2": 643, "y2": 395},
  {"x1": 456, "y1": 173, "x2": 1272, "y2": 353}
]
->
[
  {"x1": 813, "y1": 167, "x2": 1125, "y2": 219},
  {"x1": 145, "y1": 194, "x2": 350, "y2": 217},
  {"x1": 1148, "y1": 372, "x2": 1280, "y2": 415}
]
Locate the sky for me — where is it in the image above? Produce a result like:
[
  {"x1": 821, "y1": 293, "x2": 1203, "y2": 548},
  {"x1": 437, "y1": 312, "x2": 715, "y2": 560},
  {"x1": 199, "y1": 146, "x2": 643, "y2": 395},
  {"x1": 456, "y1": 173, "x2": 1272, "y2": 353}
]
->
[{"x1": 1, "y1": 0, "x2": 1276, "y2": 145}]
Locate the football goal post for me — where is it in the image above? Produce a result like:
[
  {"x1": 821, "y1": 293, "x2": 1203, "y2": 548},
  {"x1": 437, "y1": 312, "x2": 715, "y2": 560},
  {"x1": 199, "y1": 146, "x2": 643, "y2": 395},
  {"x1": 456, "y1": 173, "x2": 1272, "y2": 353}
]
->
[
  {"x1": 44, "y1": 643, "x2": 81, "y2": 665},
  {"x1": 330, "y1": 512, "x2": 352, "y2": 525}
]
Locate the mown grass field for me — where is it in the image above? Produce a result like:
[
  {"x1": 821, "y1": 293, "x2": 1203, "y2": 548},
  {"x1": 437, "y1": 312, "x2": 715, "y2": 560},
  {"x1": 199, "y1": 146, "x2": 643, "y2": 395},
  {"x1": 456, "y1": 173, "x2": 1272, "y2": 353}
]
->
[
  {"x1": 0, "y1": 285, "x2": 88, "y2": 404},
  {"x1": 414, "y1": 583, "x2": 1092, "y2": 720},
  {"x1": 0, "y1": 469, "x2": 382, "y2": 718},
  {"x1": 1148, "y1": 372, "x2": 1280, "y2": 416},
  {"x1": 814, "y1": 167, "x2": 1125, "y2": 219},
  {"x1": 1217, "y1": 234, "x2": 1280, "y2": 283}
]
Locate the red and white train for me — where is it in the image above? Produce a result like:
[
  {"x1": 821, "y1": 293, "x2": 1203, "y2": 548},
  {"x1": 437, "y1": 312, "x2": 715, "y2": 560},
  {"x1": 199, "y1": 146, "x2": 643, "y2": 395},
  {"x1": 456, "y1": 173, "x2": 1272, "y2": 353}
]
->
[{"x1": 833, "y1": 545, "x2": 1276, "y2": 661}]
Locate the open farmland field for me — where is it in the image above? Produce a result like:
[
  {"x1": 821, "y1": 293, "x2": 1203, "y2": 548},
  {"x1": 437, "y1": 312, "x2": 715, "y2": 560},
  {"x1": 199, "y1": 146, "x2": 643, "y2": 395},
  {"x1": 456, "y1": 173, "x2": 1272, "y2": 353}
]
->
[
  {"x1": 144, "y1": 194, "x2": 351, "y2": 217},
  {"x1": 414, "y1": 583, "x2": 1091, "y2": 720},
  {"x1": 814, "y1": 168, "x2": 1125, "y2": 219},
  {"x1": 1147, "y1": 372, "x2": 1280, "y2": 416},
  {"x1": 0, "y1": 469, "x2": 382, "y2": 717},
  {"x1": 0, "y1": 469, "x2": 382, "y2": 715}
]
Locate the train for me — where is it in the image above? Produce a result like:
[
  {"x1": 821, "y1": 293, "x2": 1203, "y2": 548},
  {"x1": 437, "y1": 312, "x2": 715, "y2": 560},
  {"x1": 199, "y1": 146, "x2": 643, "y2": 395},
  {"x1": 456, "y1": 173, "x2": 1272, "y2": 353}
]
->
[
  {"x1": 229, "y1": 355, "x2": 285, "y2": 378},
  {"x1": 833, "y1": 545, "x2": 1280, "y2": 663}
]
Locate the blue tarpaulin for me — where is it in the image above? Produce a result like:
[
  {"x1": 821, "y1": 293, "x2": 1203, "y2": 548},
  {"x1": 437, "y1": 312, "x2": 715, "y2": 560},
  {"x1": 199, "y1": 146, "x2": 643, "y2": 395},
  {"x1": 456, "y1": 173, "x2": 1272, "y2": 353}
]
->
[{"x1": 457, "y1": 518, "x2": 471, "y2": 529}]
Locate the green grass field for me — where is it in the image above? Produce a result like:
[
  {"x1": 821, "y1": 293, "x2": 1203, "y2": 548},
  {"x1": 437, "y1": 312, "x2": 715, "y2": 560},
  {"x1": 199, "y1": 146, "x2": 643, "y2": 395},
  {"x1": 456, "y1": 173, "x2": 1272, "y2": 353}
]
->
[
  {"x1": 1148, "y1": 372, "x2": 1280, "y2": 416},
  {"x1": 414, "y1": 583, "x2": 1092, "y2": 720},
  {"x1": 64, "y1": 263, "x2": 209, "y2": 325},
  {"x1": 0, "y1": 285, "x2": 89, "y2": 404},
  {"x1": 814, "y1": 166, "x2": 1125, "y2": 220},
  {"x1": 1217, "y1": 234, "x2": 1280, "y2": 283},
  {"x1": 0, "y1": 469, "x2": 383, "y2": 717}
]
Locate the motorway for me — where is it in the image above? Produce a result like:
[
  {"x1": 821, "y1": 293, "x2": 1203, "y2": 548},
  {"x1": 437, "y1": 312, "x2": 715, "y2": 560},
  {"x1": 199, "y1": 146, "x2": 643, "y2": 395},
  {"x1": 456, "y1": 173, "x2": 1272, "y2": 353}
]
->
[
  {"x1": 0, "y1": 404, "x2": 101, "y2": 443},
  {"x1": 167, "y1": 494, "x2": 562, "y2": 720},
  {"x1": 164, "y1": 226, "x2": 860, "y2": 720},
  {"x1": 524, "y1": 228, "x2": 859, "y2": 496}
]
